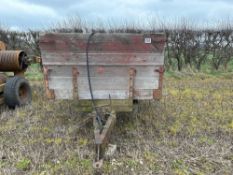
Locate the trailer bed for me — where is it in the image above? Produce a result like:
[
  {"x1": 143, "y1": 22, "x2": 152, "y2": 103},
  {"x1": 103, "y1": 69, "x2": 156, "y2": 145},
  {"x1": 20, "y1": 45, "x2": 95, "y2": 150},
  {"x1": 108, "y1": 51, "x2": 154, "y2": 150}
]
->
[{"x1": 39, "y1": 33, "x2": 166, "y2": 110}]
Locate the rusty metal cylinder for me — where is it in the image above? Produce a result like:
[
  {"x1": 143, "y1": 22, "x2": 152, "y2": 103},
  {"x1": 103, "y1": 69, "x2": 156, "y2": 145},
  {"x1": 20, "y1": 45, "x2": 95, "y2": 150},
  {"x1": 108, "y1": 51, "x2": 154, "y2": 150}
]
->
[{"x1": 0, "y1": 50, "x2": 28, "y2": 72}]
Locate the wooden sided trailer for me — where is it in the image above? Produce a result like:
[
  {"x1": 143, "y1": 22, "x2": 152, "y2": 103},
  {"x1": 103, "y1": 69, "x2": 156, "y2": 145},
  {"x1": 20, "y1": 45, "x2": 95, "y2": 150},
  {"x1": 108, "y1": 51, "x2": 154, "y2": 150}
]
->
[{"x1": 39, "y1": 32, "x2": 166, "y2": 169}]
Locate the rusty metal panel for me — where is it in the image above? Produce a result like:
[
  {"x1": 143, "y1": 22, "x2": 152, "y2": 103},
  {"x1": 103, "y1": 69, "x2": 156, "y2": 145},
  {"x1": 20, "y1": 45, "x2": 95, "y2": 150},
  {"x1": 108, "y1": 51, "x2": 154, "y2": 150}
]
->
[{"x1": 39, "y1": 33, "x2": 165, "y2": 100}]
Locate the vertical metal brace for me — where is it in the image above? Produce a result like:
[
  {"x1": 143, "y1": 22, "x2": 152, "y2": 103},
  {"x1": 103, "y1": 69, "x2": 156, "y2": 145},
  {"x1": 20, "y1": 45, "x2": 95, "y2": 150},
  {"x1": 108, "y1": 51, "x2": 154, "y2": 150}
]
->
[
  {"x1": 43, "y1": 66, "x2": 55, "y2": 99},
  {"x1": 153, "y1": 66, "x2": 165, "y2": 99},
  {"x1": 129, "y1": 68, "x2": 136, "y2": 99},
  {"x1": 72, "y1": 66, "x2": 79, "y2": 99}
]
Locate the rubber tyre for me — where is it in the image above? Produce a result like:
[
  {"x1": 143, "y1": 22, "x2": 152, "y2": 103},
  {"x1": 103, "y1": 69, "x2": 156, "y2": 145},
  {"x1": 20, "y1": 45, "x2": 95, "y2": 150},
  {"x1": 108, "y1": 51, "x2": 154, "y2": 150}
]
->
[{"x1": 3, "y1": 76, "x2": 32, "y2": 108}]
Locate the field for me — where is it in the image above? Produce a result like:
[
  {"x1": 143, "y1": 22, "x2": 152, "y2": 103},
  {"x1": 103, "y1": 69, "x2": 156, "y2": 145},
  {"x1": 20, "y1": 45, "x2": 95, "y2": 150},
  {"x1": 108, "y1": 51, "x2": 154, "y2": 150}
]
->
[{"x1": 0, "y1": 71, "x2": 232, "y2": 175}]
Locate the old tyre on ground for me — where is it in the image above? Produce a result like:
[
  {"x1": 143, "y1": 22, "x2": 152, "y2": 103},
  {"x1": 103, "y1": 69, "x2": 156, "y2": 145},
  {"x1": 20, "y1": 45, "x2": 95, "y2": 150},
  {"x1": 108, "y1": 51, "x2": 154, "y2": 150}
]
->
[{"x1": 3, "y1": 76, "x2": 32, "y2": 108}]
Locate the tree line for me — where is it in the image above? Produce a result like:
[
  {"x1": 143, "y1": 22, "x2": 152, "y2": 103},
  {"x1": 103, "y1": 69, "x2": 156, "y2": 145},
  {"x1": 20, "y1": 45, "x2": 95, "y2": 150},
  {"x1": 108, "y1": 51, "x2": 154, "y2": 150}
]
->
[
  {"x1": 0, "y1": 28, "x2": 40, "y2": 56},
  {"x1": 165, "y1": 28, "x2": 233, "y2": 71}
]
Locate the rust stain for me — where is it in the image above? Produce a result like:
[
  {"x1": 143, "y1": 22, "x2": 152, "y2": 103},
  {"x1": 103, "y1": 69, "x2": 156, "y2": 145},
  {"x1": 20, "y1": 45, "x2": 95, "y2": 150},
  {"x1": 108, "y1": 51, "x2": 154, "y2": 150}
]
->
[
  {"x1": 43, "y1": 66, "x2": 55, "y2": 99},
  {"x1": 72, "y1": 66, "x2": 79, "y2": 99},
  {"x1": 129, "y1": 68, "x2": 136, "y2": 99},
  {"x1": 153, "y1": 66, "x2": 165, "y2": 99},
  {"x1": 96, "y1": 66, "x2": 105, "y2": 74}
]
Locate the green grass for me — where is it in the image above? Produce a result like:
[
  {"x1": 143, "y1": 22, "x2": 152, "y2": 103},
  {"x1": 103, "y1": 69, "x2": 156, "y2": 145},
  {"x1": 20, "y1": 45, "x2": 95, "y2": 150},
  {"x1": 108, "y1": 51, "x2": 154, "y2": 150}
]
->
[
  {"x1": 25, "y1": 63, "x2": 43, "y2": 81},
  {"x1": 16, "y1": 158, "x2": 31, "y2": 171}
]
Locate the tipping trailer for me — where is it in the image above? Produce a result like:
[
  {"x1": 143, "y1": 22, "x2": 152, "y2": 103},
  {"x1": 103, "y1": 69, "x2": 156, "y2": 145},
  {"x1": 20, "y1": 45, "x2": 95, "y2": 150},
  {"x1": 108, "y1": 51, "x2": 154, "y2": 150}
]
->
[
  {"x1": 0, "y1": 41, "x2": 40, "y2": 108},
  {"x1": 39, "y1": 32, "x2": 166, "y2": 168}
]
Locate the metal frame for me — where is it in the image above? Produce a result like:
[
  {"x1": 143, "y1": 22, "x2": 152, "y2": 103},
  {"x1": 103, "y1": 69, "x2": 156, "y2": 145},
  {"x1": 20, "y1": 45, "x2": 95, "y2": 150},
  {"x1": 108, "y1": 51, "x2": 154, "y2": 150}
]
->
[
  {"x1": 72, "y1": 66, "x2": 79, "y2": 99},
  {"x1": 153, "y1": 66, "x2": 165, "y2": 99},
  {"x1": 129, "y1": 68, "x2": 136, "y2": 99},
  {"x1": 43, "y1": 66, "x2": 55, "y2": 99},
  {"x1": 93, "y1": 110, "x2": 116, "y2": 169}
]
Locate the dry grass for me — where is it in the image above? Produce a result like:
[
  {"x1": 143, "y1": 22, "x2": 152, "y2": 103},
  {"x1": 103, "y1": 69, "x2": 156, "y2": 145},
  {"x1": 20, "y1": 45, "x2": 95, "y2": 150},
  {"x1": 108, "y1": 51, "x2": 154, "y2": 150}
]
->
[{"x1": 0, "y1": 74, "x2": 232, "y2": 175}]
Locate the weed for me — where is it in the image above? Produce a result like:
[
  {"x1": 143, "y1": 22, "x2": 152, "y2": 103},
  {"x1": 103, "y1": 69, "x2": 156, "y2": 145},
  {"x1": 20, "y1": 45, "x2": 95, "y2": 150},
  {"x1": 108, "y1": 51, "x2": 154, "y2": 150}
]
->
[{"x1": 16, "y1": 158, "x2": 31, "y2": 171}]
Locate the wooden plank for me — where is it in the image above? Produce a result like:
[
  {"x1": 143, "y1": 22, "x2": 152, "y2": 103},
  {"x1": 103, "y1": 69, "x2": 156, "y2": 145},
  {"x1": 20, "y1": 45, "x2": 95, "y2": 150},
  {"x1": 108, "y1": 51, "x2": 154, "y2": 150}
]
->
[
  {"x1": 78, "y1": 77, "x2": 129, "y2": 90},
  {"x1": 40, "y1": 33, "x2": 166, "y2": 53},
  {"x1": 48, "y1": 77, "x2": 73, "y2": 89},
  {"x1": 79, "y1": 90, "x2": 129, "y2": 100},
  {"x1": 48, "y1": 76, "x2": 159, "y2": 90},
  {"x1": 54, "y1": 89, "x2": 73, "y2": 99},
  {"x1": 41, "y1": 52, "x2": 164, "y2": 66},
  {"x1": 48, "y1": 77, "x2": 127, "y2": 90},
  {"x1": 135, "y1": 77, "x2": 158, "y2": 89},
  {"x1": 134, "y1": 89, "x2": 154, "y2": 99},
  {"x1": 77, "y1": 99, "x2": 132, "y2": 107},
  {"x1": 48, "y1": 66, "x2": 72, "y2": 77},
  {"x1": 53, "y1": 89, "x2": 155, "y2": 100},
  {"x1": 47, "y1": 64, "x2": 160, "y2": 100},
  {"x1": 53, "y1": 89, "x2": 129, "y2": 100},
  {"x1": 47, "y1": 65, "x2": 160, "y2": 78}
]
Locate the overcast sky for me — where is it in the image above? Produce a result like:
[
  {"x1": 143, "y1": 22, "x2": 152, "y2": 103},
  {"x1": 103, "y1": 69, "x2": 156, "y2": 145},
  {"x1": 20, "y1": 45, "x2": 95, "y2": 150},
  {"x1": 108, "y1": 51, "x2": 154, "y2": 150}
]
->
[{"x1": 0, "y1": 0, "x2": 233, "y2": 30}]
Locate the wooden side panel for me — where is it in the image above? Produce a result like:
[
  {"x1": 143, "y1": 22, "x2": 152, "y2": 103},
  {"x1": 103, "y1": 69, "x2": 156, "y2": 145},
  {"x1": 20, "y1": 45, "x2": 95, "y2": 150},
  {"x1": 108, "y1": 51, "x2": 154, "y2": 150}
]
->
[
  {"x1": 53, "y1": 88, "x2": 156, "y2": 100},
  {"x1": 47, "y1": 66, "x2": 160, "y2": 78},
  {"x1": 41, "y1": 52, "x2": 164, "y2": 66},
  {"x1": 54, "y1": 89, "x2": 73, "y2": 99},
  {"x1": 40, "y1": 33, "x2": 166, "y2": 53},
  {"x1": 46, "y1": 65, "x2": 159, "y2": 100}
]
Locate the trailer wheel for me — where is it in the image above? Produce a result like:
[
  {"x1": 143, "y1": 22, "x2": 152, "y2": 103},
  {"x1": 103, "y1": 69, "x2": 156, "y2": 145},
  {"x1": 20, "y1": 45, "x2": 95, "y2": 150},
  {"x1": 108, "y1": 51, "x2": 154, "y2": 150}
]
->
[{"x1": 3, "y1": 76, "x2": 32, "y2": 108}]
